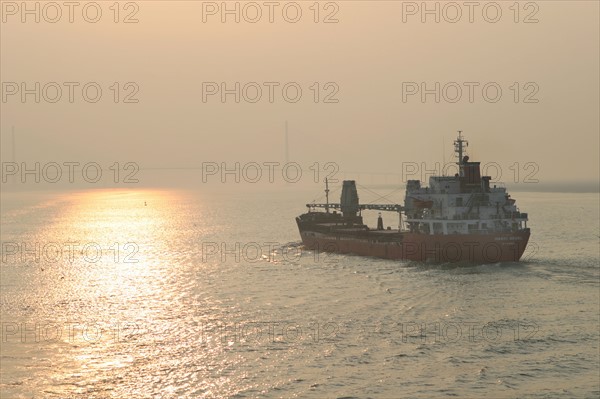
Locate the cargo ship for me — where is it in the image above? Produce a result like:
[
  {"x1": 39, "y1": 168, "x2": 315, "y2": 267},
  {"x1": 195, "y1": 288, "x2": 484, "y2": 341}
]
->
[{"x1": 296, "y1": 132, "x2": 530, "y2": 263}]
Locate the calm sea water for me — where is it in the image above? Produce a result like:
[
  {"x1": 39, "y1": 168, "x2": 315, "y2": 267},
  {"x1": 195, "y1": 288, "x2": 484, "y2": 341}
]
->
[{"x1": 1, "y1": 188, "x2": 598, "y2": 398}]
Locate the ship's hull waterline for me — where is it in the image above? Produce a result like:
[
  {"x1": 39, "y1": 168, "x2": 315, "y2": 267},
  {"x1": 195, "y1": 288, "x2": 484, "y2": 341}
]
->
[{"x1": 298, "y1": 228, "x2": 531, "y2": 263}]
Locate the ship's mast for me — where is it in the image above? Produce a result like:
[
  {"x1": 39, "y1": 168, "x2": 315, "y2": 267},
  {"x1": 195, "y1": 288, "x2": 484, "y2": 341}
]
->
[
  {"x1": 325, "y1": 178, "x2": 330, "y2": 213},
  {"x1": 454, "y1": 130, "x2": 468, "y2": 175}
]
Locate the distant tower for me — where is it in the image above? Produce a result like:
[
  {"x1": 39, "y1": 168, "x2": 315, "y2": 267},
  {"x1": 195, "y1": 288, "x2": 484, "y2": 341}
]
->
[
  {"x1": 285, "y1": 121, "x2": 289, "y2": 165},
  {"x1": 11, "y1": 126, "x2": 16, "y2": 184}
]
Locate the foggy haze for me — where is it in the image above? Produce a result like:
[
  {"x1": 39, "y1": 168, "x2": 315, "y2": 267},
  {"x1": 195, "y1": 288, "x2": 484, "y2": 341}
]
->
[{"x1": 1, "y1": 1, "x2": 598, "y2": 191}]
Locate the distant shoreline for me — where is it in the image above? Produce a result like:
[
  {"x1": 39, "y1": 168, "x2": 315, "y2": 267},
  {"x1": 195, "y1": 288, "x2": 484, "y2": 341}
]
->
[{"x1": 1, "y1": 182, "x2": 599, "y2": 195}]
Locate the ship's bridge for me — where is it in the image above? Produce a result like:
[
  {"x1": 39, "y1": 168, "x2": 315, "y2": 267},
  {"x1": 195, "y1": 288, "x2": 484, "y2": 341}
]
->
[
  {"x1": 401, "y1": 131, "x2": 528, "y2": 235},
  {"x1": 429, "y1": 176, "x2": 461, "y2": 194}
]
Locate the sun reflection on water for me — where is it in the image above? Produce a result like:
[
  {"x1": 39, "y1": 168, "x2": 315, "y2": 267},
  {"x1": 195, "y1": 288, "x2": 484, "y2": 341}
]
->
[{"x1": 1, "y1": 189, "x2": 237, "y2": 398}]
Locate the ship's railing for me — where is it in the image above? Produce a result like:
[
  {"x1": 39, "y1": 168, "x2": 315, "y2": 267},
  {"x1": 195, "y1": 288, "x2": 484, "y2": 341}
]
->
[
  {"x1": 408, "y1": 227, "x2": 526, "y2": 235},
  {"x1": 307, "y1": 203, "x2": 404, "y2": 212},
  {"x1": 447, "y1": 211, "x2": 528, "y2": 220},
  {"x1": 308, "y1": 203, "x2": 527, "y2": 220},
  {"x1": 307, "y1": 203, "x2": 342, "y2": 210}
]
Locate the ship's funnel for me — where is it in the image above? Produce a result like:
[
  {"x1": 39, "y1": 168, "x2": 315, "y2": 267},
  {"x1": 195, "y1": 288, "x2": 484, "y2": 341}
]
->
[{"x1": 340, "y1": 180, "x2": 360, "y2": 217}]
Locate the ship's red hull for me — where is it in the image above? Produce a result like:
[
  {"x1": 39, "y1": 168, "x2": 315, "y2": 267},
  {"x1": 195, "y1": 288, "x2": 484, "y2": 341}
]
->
[{"x1": 299, "y1": 230, "x2": 531, "y2": 263}]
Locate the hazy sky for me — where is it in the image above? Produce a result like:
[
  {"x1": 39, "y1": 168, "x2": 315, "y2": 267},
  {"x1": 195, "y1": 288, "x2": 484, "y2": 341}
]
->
[{"x1": 1, "y1": 1, "x2": 598, "y2": 189}]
